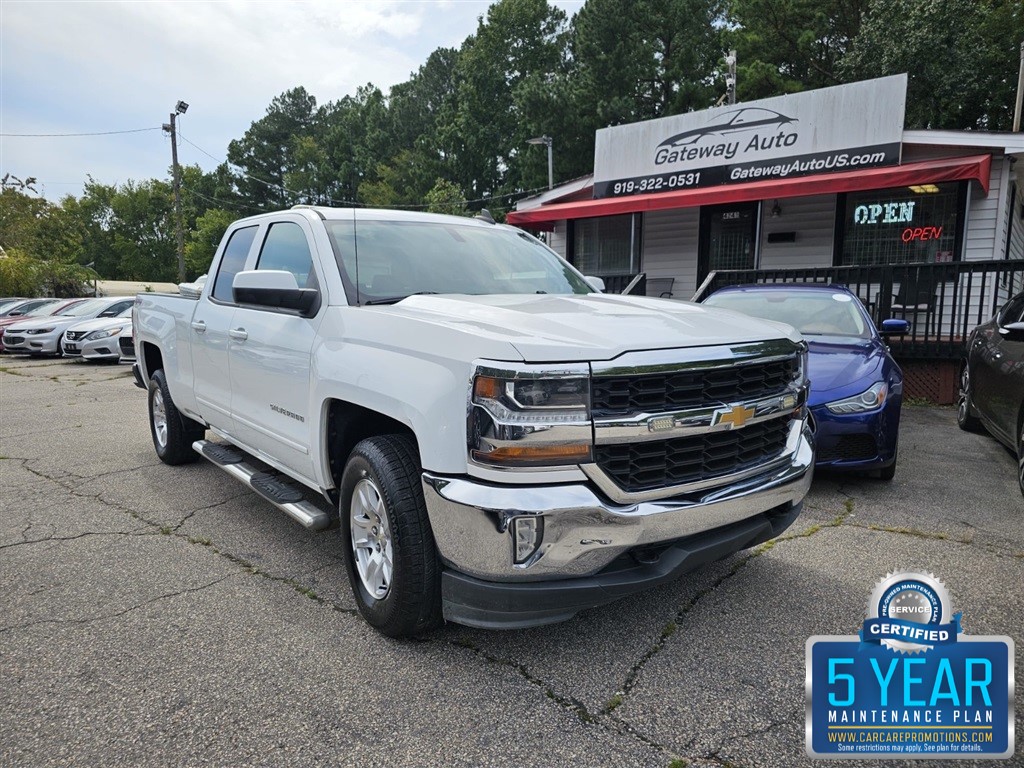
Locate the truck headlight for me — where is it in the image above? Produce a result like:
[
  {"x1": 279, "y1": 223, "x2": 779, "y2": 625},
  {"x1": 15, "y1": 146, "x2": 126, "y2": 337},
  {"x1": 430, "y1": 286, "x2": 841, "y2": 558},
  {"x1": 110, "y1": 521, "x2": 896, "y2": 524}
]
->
[
  {"x1": 825, "y1": 382, "x2": 887, "y2": 414},
  {"x1": 469, "y1": 365, "x2": 593, "y2": 467}
]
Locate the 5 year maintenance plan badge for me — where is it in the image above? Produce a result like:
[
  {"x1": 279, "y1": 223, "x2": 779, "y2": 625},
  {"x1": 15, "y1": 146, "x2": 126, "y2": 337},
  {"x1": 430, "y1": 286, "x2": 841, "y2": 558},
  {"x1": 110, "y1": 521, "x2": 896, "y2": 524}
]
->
[{"x1": 806, "y1": 571, "x2": 1014, "y2": 759}]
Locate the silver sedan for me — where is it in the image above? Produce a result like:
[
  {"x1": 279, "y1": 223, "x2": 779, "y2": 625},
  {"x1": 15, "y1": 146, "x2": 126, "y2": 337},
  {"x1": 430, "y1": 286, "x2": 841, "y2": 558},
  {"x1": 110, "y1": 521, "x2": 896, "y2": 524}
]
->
[{"x1": 62, "y1": 309, "x2": 133, "y2": 361}]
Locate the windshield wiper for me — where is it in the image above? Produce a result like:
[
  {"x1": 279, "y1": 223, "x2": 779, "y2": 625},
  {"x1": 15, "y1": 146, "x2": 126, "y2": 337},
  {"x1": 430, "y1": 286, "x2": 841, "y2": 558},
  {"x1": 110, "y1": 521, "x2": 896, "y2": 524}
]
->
[{"x1": 363, "y1": 291, "x2": 439, "y2": 306}]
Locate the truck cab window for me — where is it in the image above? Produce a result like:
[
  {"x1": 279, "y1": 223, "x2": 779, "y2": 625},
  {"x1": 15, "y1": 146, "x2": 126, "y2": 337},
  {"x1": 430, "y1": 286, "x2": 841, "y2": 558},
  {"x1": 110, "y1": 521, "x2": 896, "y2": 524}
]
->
[
  {"x1": 212, "y1": 226, "x2": 258, "y2": 303},
  {"x1": 256, "y1": 222, "x2": 318, "y2": 289}
]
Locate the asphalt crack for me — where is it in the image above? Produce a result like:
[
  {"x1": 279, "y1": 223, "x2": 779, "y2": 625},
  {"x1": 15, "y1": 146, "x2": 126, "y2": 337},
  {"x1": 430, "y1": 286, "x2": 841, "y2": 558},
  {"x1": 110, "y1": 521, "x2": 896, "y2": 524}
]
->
[
  {"x1": 0, "y1": 529, "x2": 155, "y2": 551},
  {"x1": 0, "y1": 575, "x2": 232, "y2": 635}
]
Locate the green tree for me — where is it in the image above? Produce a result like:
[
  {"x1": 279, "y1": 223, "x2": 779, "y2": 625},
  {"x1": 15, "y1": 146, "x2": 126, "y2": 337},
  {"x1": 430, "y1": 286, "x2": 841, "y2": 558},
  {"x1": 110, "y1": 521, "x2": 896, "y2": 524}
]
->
[
  {"x1": 728, "y1": 0, "x2": 867, "y2": 100},
  {"x1": 184, "y1": 208, "x2": 235, "y2": 278},
  {"x1": 842, "y1": 0, "x2": 1024, "y2": 130},
  {"x1": 455, "y1": 0, "x2": 570, "y2": 200},
  {"x1": 424, "y1": 178, "x2": 467, "y2": 216},
  {"x1": 227, "y1": 87, "x2": 318, "y2": 209}
]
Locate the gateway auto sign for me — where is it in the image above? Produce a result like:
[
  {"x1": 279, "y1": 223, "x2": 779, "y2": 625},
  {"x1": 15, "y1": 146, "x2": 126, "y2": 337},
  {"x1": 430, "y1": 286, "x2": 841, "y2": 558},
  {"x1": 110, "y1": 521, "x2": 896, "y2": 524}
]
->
[{"x1": 592, "y1": 74, "x2": 907, "y2": 199}]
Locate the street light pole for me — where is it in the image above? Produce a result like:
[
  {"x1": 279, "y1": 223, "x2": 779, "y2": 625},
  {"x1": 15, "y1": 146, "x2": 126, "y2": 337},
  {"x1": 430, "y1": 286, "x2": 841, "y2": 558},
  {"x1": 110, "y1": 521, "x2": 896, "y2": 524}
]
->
[
  {"x1": 527, "y1": 135, "x2": 554, "y2": 189},
  {"x1": 163, "y1": 100, "x2": 189, "y2": 283}
]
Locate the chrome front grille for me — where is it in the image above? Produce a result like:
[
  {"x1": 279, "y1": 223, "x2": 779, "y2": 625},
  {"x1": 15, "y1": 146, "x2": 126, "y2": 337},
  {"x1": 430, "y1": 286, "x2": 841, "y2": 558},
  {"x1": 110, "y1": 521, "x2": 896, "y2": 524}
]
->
[
  {"x1": 584, "y1": 341, "x2": 806, "y2": 503},
  {"x1": 591, "y1": 356, "x2": 798, "y2": 417},
  {"x1": 65, "y1": 331, "x2": 85, "y2": 341},
  {"x1": 595, "y1": 416, "x2": 791, "y2": 493}
]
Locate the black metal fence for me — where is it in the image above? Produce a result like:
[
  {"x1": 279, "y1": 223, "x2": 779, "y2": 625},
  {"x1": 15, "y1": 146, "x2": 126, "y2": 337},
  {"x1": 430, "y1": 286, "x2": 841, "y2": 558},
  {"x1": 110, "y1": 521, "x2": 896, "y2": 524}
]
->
[{"x1": 690, "y1": 260, "x2": 1024, "y2": 360}]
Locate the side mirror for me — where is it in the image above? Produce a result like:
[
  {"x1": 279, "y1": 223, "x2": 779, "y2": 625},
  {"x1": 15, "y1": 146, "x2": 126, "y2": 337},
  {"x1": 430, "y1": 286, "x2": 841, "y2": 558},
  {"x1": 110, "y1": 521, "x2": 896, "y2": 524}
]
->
[
  {"x1": 585, "y1": 276, "x2": 606, "y2": 292},
  {"x1": 998, "y1": 321, "x2": 1024, "y2": 342},
  {"x1": 880, "y1": 318, "x2": 910, "y2": 336},
  {"x1": 8, "y1": 310, "x2": 24, "y2": 317},
  {"x1": 233, "y1": 270, "x2": 319, "y2": 316}
]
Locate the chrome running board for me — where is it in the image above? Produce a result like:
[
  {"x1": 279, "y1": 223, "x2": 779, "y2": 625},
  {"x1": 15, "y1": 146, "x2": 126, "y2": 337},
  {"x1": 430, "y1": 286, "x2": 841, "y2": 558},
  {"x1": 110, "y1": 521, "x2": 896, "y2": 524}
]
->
[{"x1": 192, "y1": 440, "x2": 331, "y2": 531}]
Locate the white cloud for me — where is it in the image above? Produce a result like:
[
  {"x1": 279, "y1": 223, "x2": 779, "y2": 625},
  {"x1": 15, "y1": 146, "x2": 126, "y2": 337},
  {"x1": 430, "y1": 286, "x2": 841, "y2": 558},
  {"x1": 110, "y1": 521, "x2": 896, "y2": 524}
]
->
[{"x1": 0, "y1": 0, "x2": 582, "y2": 198}]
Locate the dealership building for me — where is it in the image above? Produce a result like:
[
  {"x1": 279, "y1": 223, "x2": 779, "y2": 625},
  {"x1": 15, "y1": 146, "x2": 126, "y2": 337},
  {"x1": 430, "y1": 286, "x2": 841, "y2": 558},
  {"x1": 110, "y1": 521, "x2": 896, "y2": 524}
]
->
[{"x1": 507, "y1": 75, "x2": 1024, "y2": 401}]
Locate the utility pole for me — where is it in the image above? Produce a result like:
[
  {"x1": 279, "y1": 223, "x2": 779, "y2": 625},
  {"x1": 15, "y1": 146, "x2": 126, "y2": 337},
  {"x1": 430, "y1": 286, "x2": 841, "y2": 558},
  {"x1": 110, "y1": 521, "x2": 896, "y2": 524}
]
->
[
  {"x1": 163, "y1": 100, "x2": 189, "y2": 282},
  {"x1": 1013, "y1": 41, "x2": 1024, "y2": 132},
  {"x1": 726, "y1": 50, "x2": 737, "y2": 106}
]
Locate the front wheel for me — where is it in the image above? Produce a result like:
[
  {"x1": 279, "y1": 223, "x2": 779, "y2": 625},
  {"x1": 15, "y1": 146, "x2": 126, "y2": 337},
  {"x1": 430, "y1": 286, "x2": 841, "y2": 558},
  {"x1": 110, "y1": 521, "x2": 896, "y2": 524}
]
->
[
  {"x1": 877, "y1": 446, "x2": 897, "y2": 481},
  {"x1": 956, "y1": 364, "x2": 983, "y2": 432},
  {"x1": 148, "y1": 369, "x2": 204, "y2": 465},
  {"x1": 339, "y1": 434, "x2": 441, "y2": 638}
]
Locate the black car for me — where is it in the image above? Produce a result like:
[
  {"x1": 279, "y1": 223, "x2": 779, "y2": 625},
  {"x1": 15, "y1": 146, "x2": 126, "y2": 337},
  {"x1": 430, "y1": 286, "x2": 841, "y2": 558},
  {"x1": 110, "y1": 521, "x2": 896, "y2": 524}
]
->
[{"x1": 957, "y1": 290, "x2": 1024, "y2": 495}]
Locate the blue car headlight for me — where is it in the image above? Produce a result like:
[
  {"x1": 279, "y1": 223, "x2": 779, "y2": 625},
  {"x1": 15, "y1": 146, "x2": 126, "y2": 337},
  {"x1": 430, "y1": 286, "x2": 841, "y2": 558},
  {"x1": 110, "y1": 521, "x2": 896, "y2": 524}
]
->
[{"x1": 825, "y1": 382, "x2": 887, "y2": 414}]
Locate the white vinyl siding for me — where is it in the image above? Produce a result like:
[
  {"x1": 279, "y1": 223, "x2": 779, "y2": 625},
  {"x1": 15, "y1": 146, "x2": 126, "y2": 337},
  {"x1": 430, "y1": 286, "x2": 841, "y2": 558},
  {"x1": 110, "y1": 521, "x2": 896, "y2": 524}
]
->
[
  {"x1": 758, "y1": 194, "x2": 836, "y2": 269},
  {"x1": 639, "y1": 208, "x2": 700, "y2": 299},
  {"x1": 548, "y1": 221, "x2": 568, "y2": 258},
  {"x1": 964, "y1": 156, "x2": 1008, "y2": 262}
]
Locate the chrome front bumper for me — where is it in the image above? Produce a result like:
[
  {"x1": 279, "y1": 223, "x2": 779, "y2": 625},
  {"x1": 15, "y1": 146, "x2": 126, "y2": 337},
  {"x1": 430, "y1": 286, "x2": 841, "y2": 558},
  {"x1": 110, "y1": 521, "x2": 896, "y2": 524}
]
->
[{"x1": 422, "y1": 422, "x2": 814, "y2": 582}]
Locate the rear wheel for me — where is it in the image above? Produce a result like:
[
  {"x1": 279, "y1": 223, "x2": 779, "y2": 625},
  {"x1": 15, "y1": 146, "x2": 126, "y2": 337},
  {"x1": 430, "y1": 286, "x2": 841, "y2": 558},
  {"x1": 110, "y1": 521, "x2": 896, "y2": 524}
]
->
[
  {"x1": 148, "y1": 369, "x2": 204, "y2": 465},
  {"x1": 1017, "y1": 421, "x2": 1023, "y2": 498},
  {"x1": 339, "y1": 434, "x2": 441, "y2": 638},
  {"x1": 956, "y1": 364, "x2": 983, "y2": 432}
]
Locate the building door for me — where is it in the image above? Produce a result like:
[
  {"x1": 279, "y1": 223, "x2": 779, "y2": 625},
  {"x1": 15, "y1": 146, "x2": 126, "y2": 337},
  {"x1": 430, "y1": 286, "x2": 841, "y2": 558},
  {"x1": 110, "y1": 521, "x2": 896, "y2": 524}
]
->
[{"x1": 698, "y1": 202, "x2": 760, "y2": 285}]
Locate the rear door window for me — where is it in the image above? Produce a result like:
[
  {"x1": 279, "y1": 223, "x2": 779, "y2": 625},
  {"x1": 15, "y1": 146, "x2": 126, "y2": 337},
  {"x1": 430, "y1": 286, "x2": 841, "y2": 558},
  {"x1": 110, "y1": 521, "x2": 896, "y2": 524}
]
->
[{"x1": 212, "y1": 226, "x2": 259, "y2": 303}]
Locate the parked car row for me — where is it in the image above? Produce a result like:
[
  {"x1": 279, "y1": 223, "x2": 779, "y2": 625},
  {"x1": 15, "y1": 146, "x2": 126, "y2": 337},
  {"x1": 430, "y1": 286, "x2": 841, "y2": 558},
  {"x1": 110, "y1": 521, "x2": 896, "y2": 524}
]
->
[{"x1": 0, "y1": 296, "x2": 136, "y2": 362}]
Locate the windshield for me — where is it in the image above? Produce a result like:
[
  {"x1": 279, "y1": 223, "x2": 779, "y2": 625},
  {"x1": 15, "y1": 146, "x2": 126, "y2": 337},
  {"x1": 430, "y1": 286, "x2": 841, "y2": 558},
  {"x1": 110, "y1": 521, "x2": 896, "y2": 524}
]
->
[
  {"x1": 56, "y1": 299, "x2": 108, "y2": 317},
  {"x1": 327, "y1": 219, "x2": 592, "y2": 304},
  {"x1": 23, "y1": 301, "x2": 62, "y2": 317},
  {"x1": 704, "y1": 290, "x2": 872, "y2": 339}
]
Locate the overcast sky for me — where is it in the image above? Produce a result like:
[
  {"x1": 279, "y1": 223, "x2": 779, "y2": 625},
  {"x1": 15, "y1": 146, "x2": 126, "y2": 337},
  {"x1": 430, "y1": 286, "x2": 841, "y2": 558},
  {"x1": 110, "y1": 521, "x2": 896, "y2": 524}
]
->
[{"x1": 1, "y1": 0, "x2": 583, "y2": 200}]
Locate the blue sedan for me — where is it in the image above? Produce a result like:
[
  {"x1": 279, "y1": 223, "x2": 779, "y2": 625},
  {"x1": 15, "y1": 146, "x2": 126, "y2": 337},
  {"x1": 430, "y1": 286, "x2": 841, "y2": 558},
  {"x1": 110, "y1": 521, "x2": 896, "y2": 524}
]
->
[{"x1": 702, "y1": 284, "x2": 908, "y2": 479}]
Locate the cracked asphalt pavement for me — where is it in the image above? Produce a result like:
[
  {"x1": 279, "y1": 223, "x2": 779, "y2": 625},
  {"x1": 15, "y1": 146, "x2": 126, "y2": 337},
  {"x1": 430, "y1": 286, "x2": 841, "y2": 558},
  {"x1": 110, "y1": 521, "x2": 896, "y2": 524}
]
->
[{"x1": 1, "y1": 356, "x2": 1022, "y2": 767}]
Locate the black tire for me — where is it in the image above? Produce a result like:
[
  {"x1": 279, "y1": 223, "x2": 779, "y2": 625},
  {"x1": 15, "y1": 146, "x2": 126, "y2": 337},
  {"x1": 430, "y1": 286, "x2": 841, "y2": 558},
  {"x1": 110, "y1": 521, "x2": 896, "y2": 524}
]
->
[
  {"x1": 148, "y1": 369, "x2": 204, "y2": 465},
  {"x1": 1017, "y1": 420, "x2": 1024, "y2": 498},
  {"x1": 877, "y1": 445, "x2": 897, "y2": 481},
  {"x1": 956, "y1": 364, "x2": 983, "y2": 433},
  {"x1": 339, "y1": 434, "x2": 441, "y2": 638}
]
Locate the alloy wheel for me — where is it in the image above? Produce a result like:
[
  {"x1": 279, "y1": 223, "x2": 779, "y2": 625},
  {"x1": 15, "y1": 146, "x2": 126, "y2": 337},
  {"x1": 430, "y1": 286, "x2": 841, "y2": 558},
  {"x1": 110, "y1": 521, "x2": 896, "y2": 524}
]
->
[
  {"x1": 151, "y1": 388, "x2": 168, "y2": 449},
  {"x1": 350, "y1": 477, "x2": 394, "y2": 599}
]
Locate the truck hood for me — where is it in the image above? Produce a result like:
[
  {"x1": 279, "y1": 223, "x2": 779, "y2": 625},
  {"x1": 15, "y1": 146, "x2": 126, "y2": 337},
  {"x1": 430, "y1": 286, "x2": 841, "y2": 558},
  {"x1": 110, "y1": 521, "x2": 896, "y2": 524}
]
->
[{"x1": 377, "y1": 293, "x2": 801, "y2": 362}]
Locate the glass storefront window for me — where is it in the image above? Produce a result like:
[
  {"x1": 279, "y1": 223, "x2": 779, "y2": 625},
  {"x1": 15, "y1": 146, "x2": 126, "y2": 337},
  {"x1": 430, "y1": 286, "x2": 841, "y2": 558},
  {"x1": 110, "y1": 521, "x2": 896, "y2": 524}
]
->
[
  {"x1": 839, "y1": 182, "x2": 964, "y2": 266},
  {"x1": 572, "y1": 213, "x2": 641, "y2": 275}
]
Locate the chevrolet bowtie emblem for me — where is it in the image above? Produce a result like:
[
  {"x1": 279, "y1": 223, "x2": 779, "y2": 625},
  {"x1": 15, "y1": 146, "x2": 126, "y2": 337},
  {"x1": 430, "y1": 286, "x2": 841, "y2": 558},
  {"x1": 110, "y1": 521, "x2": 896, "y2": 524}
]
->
[{"x1": 712, "y1": 404, "x2": 756, "y2": 430}]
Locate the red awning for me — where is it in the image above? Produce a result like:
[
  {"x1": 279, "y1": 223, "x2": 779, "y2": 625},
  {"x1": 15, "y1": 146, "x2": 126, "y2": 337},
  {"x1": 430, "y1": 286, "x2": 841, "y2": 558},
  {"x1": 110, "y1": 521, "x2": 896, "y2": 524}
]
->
[{"x1": 507, "y1": 154, "x2": 992, "y2": 226}]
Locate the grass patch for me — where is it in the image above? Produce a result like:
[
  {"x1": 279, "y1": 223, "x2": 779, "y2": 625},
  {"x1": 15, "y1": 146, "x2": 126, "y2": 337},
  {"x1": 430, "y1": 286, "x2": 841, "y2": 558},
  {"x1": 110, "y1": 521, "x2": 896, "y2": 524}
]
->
[
  {"x1": 0, "y1": 366, "x2": 25, "y2": 376},
  {"x1": 661, "y1": 620, "x2": 677, "y2": 639},
  {"x1": 667, "y1": 760, "x2": 689, "y2": 768},
  {"x1": 604, "y1": 693, "x2": 624, "y2": 712},
  {"x1": 188, "y1": 536, "x2": 212, "y2": 546}
]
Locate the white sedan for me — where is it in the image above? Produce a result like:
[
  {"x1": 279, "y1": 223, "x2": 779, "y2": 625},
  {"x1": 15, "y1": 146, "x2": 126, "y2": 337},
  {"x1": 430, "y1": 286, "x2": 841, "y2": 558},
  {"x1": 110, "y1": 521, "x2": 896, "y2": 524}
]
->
[
  {"x1": 62, "y1": 307, "x2": 133, "y2": 361},
  {"x1": 2, "y1": 297, "x2": 135, "y2": 356}
]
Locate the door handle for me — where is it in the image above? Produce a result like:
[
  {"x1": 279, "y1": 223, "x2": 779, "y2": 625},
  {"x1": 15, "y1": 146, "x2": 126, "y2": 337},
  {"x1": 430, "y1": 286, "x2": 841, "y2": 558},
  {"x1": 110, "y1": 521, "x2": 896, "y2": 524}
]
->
[
  {"x1": 191, "y1": 320, "x2": 207, "y2": 333},
  {"x1": 229, "y1": 328, "x2": 248, "y2": 341}
]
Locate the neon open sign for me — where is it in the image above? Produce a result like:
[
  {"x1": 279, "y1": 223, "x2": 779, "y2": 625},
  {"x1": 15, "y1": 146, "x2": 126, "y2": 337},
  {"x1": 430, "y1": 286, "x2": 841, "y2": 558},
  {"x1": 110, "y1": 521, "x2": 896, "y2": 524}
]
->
[{"x1": 902, "y1": 226, "x2": 943, "y2": 242}]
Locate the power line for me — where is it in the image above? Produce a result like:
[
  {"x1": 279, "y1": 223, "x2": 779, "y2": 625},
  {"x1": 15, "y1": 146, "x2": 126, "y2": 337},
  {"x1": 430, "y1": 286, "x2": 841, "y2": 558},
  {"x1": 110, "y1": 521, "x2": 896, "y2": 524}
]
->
[{"x1": 0, "y1": 127, "x2": 163, "y2": 137}]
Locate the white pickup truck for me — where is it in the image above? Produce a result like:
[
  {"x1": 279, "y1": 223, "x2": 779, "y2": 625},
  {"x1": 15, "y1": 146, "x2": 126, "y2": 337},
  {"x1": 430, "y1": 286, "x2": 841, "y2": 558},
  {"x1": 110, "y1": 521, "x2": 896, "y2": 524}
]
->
[{"x1": 133, "y1": 206, "x2": 814, "y2": 637}]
